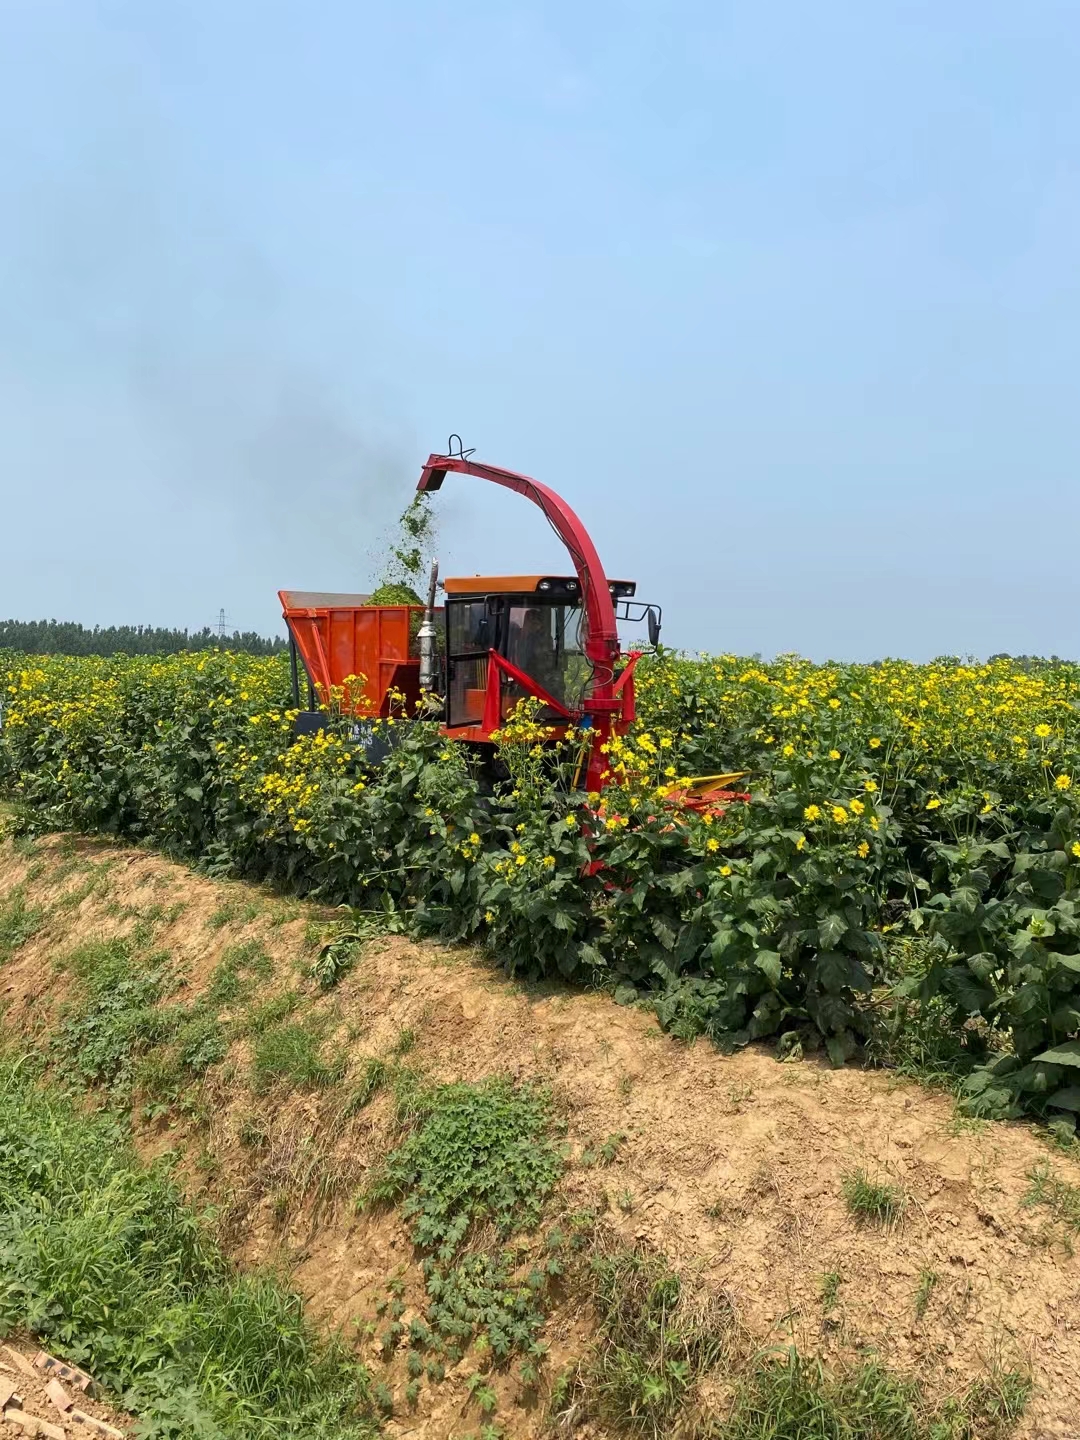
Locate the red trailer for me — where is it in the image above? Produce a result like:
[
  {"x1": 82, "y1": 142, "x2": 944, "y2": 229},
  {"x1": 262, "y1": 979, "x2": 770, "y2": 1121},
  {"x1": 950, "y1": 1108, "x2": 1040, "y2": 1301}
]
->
[{"x1": 277, "y1": 592, "x2": 429, "y2": 719}]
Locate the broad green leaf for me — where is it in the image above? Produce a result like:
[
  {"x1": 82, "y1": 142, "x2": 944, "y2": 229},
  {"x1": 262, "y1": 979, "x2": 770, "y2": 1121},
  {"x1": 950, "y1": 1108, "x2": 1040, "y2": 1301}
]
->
[
  {"x1": 825, "y1": 1031, "x2": 855, "y2": 1068},
  {"x1": 815, "y1": 951, "x2": 850, "y2": 994},
  {"x1": 754, "y1": 950, "x2": 782, "y2": 986},
  {"x1": 818, "y1": 913, "x2": 847, "y2": 949},
  {"x1": 1031, "y1": 1042, "x2": 1080, "y2": 1068}
]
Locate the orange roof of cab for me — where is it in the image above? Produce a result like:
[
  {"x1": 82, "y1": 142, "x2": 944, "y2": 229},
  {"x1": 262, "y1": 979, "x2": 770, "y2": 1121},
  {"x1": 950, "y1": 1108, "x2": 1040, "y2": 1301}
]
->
[
  {"x1": 442, "y1": 576, "x2": 634, "y2": 596},
  {"x1": 443, "y1": 575, "x2": 554, "y2": 595}
]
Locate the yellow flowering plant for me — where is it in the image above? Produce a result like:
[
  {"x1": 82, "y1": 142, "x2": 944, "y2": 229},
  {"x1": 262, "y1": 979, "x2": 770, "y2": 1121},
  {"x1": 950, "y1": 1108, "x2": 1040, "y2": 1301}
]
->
[{"x1": 5, "y1": 645, "x2": 1080, "y2": 1121}]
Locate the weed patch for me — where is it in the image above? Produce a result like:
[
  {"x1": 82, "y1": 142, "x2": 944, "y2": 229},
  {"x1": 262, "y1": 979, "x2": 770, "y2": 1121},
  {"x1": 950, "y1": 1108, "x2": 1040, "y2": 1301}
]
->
[
  {"x1": 345, "y1": 1057, "x2": 389, "y2": 1115},
  {"x1": 714, "y1": 1349, "x2": 1029, "y2": 1440},
  {"x1": 366, "y1": 1077, "x2": 563, "y2": 1260},
  {"x1": 245, "y1": 988, "x2": 301, "y2": 1034},
  {"x1": 53, "y1": 938, "x2": 177, "y2": 1092},
  {"x1": 364, "y1": 1077, "x2": 565, "y2": 1417},
  {"x1": 819, "y1": 1270, "x2": 842, "y2": 1310},
  {"x1": 1023, "y1": 1160, "x2": 1080, "y2": 1232},
  {"x1": 0, "y1": 1063, "x2": 377, "y2": 1438},
  {"x1": 252, "y1": 1019, "x2": 345, "y2": 1093},
  {"x1": 577, "y1": 1240, "x2": 730, "y2": 1435},
  {"x1": 841, "y1": 1169, "x2": 906, "y2": 1226},
  {"x1": 209, "y1": 939, "x2": 273, "y2": 1005},
  {"x1": 914, "y1": 1268, "x2": 938, "y2": 1319},
  {"x1": 176, "y1": 1011, "x2": 229, "y2": 1072},
  {"x1": 221, "y1": 1109, "x2": 366, "y2": 1238},
  {"x1": 0, "y1": 886, "x2": 44, "y2": 961},
  {"x1": 311, "y1": 913, "x2": 392, "y2": 990}
]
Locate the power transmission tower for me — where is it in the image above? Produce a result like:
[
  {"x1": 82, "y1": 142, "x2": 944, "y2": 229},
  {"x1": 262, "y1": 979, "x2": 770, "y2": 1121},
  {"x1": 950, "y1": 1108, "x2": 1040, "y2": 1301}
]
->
[{"x1": 216, "y1": 608, "x2": 229, "y2": 639}]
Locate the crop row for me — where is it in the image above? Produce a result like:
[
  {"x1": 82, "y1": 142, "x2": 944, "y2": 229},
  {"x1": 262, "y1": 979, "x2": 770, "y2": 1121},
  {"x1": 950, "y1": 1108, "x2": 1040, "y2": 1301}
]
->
[{"x1": 4, "y1": 647, "x2": 1080, "y2": 1126}]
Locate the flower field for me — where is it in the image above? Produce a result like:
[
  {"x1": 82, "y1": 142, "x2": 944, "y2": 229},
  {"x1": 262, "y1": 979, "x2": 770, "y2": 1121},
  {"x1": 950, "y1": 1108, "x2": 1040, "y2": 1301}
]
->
[{"x1": 4, "y1": 646, "x2": 1080, "y2": 1127}]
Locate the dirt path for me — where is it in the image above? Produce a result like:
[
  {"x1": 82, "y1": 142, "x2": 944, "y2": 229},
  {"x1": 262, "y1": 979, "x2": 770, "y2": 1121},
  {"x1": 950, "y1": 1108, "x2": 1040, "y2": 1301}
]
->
[{"x1": 2, "y1": 831, "x2": 1079, "y2": 1438}]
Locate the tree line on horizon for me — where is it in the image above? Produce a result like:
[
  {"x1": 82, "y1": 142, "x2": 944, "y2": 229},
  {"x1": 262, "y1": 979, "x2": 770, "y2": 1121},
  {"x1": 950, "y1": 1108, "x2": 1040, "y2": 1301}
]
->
[{"x1": 0, "y1": 618, "x2": 287, "y2": 657}]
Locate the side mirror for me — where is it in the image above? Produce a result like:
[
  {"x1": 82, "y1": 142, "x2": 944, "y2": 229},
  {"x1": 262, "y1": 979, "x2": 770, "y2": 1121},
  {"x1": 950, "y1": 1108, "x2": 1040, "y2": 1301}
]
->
[{"x1": 647, "y1": 607, "x2": 662, "y2": 647}]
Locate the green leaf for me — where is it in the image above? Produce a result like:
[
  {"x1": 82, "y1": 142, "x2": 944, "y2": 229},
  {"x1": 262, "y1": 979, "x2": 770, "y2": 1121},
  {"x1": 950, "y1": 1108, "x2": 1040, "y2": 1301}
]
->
[
  {"x1": 578, "y1": 944, "x2": 607, "y2": 971},
  {"x1": 1031, "y1": 1042, "x2": 1080, "y2": 1068},
  {"x1": 1046, "y1": 1086, "x2": 1080, "y2": 1112},
  {"x1": 815, "y1": 951, "x2": 850, "y2": 994},
  {"x1": 817, "y1": 913, "x2": 847, "y2": 949},
  {"x1": 825, "y1": 1031, "x2": 855, "y2": 1068},
  {"x1": 946, "y1": 969, "x2": 994, "y2": 1016},
  {"x1": 754, "y1": 951, "x2": 782, "y2": 986},
  {"x1": 651, "y1": 917, "x2": 678, "y2": 951},
  {"x1": 967, "y1": 952, "x2": 998, "y2": 982},
  {"x1": 709, "y1": 927, "x2": 738, "y2": 961}
]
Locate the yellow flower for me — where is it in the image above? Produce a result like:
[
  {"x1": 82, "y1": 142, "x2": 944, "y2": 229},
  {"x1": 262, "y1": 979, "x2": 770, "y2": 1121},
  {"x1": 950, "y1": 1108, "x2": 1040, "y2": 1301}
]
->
[
  {"x1": 795, "y1": 834, "x2": 806, "y2": 851},
  {"x1": 870, "y1": 816, "x2": 880, "y2": 831},
  {"x1": 469, "y1": 832, "x2": 480, "y2": 845},
  {"x1": 783, "y1": 744, "x2": 795, "y2": 757},
  {"x1": 719, "y1": 864, "x2": 732, "y2": 876},
  {"x1": 706, "y1": 838, "x2": 720, "y2": 852},
  {"x1": 857, "y1": 841, "x2": 870, "y2": 858},
  {"x1": 828, "y1": 698, "x2": 840, "y2": 709},
  {"x1": 542, "y1": 855, "x2": 556, "y2": 868},
  {"x1": 863, "y1": 779, "x2": 878, "y2": 793},
  {"x1": 1035, "y1": 724, "x2": 1051, "y2": 738},
  {"x1": 515, "y1": 854, "x2": 527, "y2": 866},
  {"x1": 831, "y1": 805, "x2": 848, "y2": 824},
  {"x1": 926, "y1": 797, "x2": 942, "y2": 810},
  {"x1": 849, "y1": 797, "x2": 865, "y2": 815},
  {"x1": 869, "y1": 737, "x2": 881, "y2": 749},
  {"x1": 484, "y1": 909, "x2": 495, "y2": 924},
  {"x1": 804, "y1": 804, "x2": 821, "y2": 822},
  {"x1": 828, "y1": 749, "x2": 841, "y2": 761},
  {"x1": 1056, "y1": 774, "x2": 1072, "y2": 791},
  {"x1": 1071, "y1": 843, "x2": 1080, "y2": 859}
]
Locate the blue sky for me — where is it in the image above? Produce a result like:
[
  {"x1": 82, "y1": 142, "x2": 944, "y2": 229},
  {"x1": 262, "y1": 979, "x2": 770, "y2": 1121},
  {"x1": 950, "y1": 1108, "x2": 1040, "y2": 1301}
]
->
[{"x1": 2, "y1": 1, "x2": 1078, "y2": 659}]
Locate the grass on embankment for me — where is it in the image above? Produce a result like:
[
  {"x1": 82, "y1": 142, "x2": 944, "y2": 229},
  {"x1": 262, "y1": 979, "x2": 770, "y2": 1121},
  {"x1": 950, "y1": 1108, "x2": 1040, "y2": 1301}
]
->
[
  {"x1": 0, "y1": 832, "x2": 1037, "y2": 1437},
  {"x1": 565, "y1": 1236, "x2": 1029, "y2": 1440},
  {"x1": 0, "y1": 1062, "x2": 378, "y2": 1440}
]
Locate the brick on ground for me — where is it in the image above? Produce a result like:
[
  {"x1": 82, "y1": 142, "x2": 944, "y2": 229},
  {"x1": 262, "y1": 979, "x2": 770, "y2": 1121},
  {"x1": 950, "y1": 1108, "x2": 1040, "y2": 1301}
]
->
[
  {"x1": 44, "y1": 1382, "x2": 71, "y2": 1417},
  {"x1": 1, "y1": 1406, "x2": 66, "y2": 1439},
  {"x1": 32, "y1": 1357, "x2": 90, "y2": 1394},
  {"x1": 70, "y1": 1413, "x2": 124, "y2": 1439},
  {"x1": 0, "y1": 1353, "x2": 34, "y2": 1382}
]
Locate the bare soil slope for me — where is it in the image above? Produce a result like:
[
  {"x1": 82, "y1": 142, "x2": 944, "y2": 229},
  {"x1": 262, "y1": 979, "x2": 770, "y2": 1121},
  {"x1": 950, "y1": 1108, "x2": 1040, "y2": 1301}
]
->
[{"x1": 1, "y1": 831, "x2": 1079, "y2": 1439}]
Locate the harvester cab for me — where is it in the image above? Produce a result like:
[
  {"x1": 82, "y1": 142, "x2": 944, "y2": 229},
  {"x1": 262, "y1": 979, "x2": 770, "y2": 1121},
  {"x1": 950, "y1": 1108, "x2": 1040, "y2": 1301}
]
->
[{"x1": 279, "y1": 446, "x2": 663, "y2": 791}]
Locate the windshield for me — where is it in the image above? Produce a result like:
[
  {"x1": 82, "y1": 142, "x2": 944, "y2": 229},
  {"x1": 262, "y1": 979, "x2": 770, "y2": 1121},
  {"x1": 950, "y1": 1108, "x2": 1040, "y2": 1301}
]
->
[{"x1": 505, "y1": 602, "x2": 589, "y2": 711}]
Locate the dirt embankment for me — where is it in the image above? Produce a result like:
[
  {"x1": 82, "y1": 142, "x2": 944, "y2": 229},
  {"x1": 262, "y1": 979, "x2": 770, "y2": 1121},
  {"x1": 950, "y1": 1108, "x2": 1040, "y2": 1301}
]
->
[{"x1": 1, "y1": 831, "x2": 1079, "y2": 1439}]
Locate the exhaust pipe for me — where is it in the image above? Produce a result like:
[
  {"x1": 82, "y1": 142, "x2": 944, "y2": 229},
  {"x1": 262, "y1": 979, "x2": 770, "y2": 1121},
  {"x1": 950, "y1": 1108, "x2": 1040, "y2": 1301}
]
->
[{"x1": 418, "y1": 558, "x2": 439, "y2": 692}]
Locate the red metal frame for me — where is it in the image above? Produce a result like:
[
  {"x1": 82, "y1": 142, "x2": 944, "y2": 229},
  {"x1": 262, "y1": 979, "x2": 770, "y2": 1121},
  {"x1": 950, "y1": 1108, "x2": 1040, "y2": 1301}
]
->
[
  {"x1": 418, "y1": 452, "x2": 632, "y2": 790},
  {"x1": 279, "y1": 454, "x2": 640, "y2": 792}
]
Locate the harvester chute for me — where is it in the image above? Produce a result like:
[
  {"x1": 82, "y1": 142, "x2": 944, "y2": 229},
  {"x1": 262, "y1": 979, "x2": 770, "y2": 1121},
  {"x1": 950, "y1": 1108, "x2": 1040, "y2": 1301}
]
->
[{"x1": 279, "y1": 443, "x2": 739, "y2": 805}]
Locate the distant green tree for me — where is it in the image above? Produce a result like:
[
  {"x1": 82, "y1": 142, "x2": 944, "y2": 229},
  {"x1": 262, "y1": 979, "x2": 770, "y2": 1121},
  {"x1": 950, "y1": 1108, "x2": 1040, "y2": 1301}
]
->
[{"x1": 0, "y1": 619, "x2": 287, "y2": 657}]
